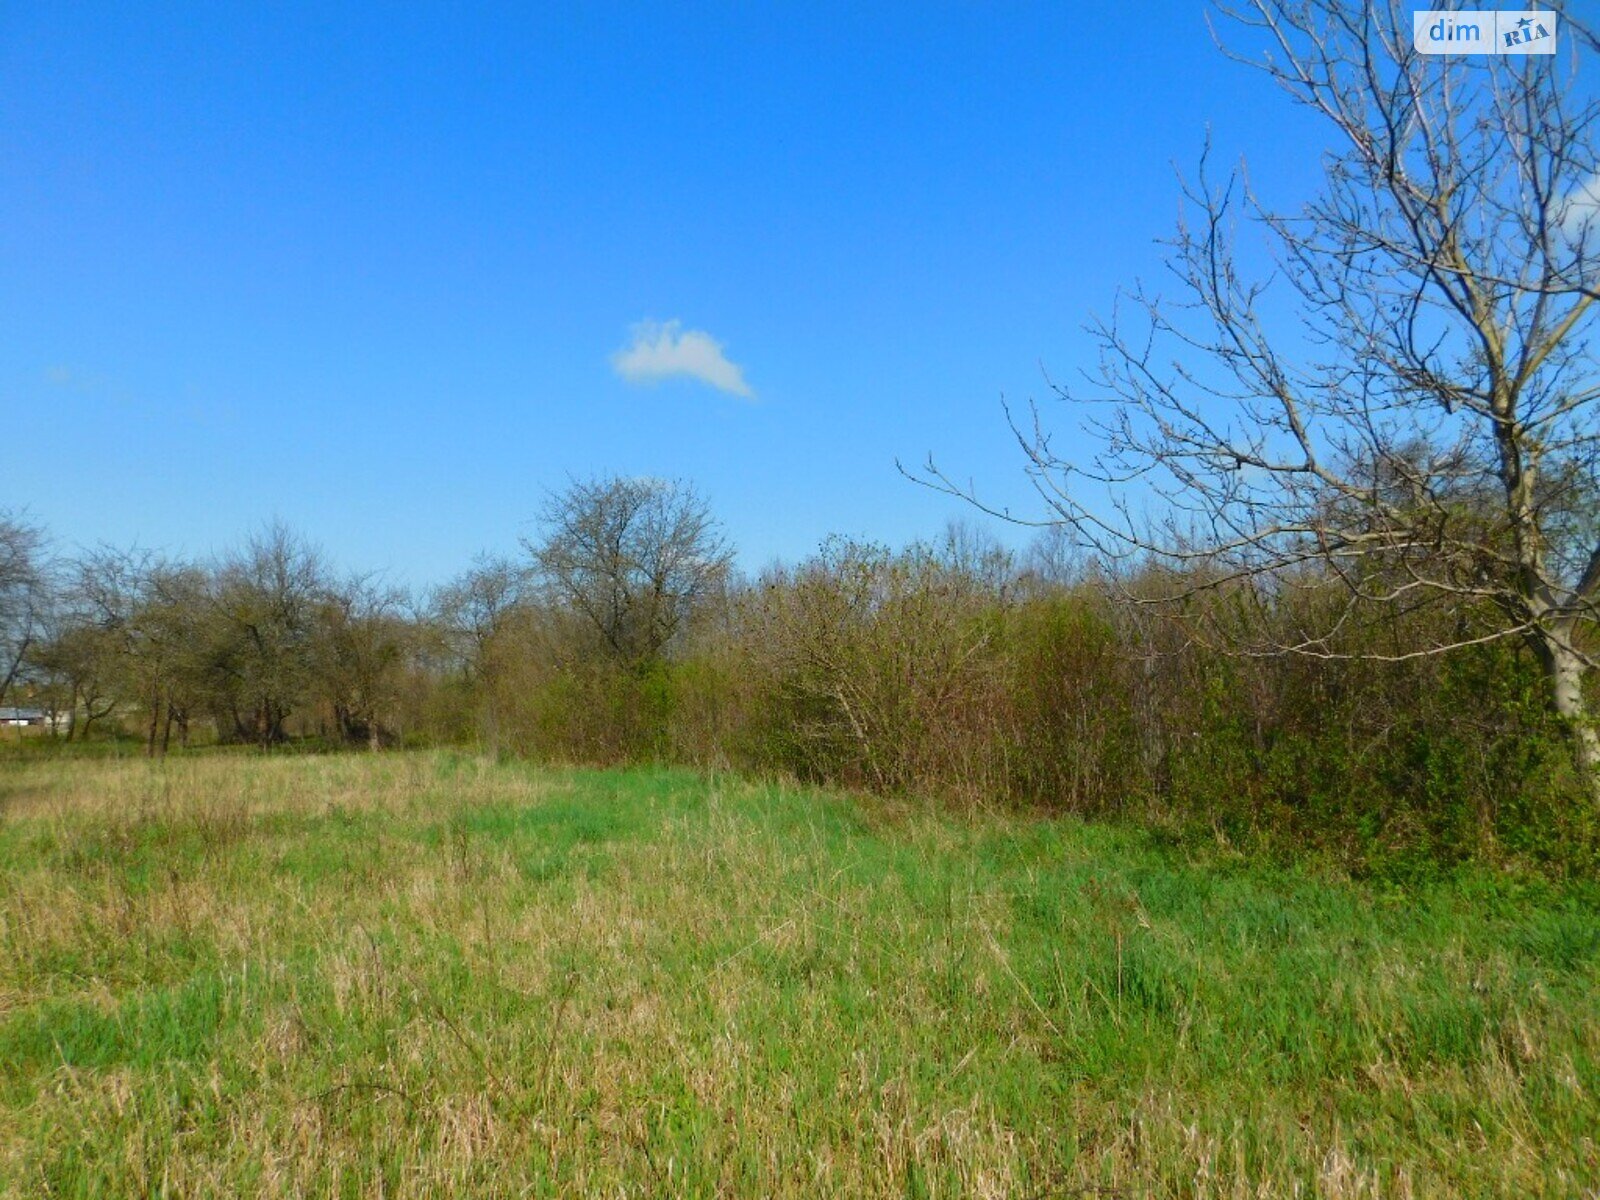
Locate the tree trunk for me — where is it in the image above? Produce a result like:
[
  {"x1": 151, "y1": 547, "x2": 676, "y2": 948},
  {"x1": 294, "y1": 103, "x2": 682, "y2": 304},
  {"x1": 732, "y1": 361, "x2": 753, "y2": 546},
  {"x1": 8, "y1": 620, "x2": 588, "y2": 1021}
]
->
[
  {"x1": 146, "y1": 698, "x2": 162, "y2": 759},
  {"x1": 0, "y1": 636, "x2": 30, "y2": 710},
  {"x1": 1534, "y1": 632, "x2": 1600, "y2": 804}
]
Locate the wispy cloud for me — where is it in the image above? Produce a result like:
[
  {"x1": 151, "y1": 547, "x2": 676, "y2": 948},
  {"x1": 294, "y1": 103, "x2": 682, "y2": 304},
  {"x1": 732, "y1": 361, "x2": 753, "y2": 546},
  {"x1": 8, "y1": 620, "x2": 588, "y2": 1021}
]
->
[
  {"x1": 1555, "y1": 170, "x2": 1600, "y2": 248},
  {"x1": 38, "y1": 363, "x2": 237, "y2": 427},
  {"x1": 611, "y1": 319, "x2": 754, "y2": 399}
]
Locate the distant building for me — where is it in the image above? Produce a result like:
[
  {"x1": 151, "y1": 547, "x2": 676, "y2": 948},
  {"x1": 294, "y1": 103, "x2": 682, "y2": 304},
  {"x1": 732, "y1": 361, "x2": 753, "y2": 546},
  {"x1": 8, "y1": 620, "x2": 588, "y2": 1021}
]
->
[{"x1": 0, "y1": 707, "x2": 48, "y2": 727}]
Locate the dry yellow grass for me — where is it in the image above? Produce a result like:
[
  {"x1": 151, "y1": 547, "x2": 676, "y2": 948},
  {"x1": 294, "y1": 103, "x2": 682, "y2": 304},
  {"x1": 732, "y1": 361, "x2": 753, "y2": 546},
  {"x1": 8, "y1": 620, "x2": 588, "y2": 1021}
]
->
[{"x1": 1, "y1": 751, "x2": 1596, "y2": 1196}]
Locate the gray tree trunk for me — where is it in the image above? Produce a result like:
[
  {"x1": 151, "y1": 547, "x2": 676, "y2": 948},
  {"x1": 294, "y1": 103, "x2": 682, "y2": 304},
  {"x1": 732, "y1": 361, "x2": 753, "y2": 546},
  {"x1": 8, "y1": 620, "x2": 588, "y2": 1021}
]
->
[{"x1": 1534, "y1": 632, "x2": 1600, "y2": 804}]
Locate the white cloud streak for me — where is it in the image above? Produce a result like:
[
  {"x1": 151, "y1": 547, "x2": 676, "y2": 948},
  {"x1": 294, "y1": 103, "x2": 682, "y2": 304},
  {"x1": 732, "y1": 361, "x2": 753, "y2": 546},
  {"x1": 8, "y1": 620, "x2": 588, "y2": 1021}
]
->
[
  {"x1": 1556, "y1": 171, "x2": 1600, "y2": 245},
  {"x1": 611, "y1": 319, "x2": 754, "y2": 399}
]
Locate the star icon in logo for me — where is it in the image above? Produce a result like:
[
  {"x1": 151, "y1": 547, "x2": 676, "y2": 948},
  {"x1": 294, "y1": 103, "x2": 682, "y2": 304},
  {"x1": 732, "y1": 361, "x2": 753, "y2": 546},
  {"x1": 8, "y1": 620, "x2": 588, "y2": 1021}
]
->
[{"x1": 1517, "y1": 16, "x2": 1533, "y2": 30}]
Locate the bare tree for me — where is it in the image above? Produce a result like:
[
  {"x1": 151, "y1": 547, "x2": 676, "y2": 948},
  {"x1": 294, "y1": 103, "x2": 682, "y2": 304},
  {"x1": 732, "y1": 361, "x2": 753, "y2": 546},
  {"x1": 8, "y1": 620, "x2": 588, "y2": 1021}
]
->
[
  {"x1": 526, "y1": 476, "x2": 732, "y2": 667},
  {"x1": 213, "y1": 523, "x2": 329, "y2": 747},
  {"x1": 71, "y1": 547, "x2": 212, "y2": 755},
  {"x1": 917, "y1": 1, "x2": 1600, "y2": 796},
  {"x1": 0, "y1": 512, "x2": 49, "y2": 709},
  {"x1": 429, "y1": 554, "x2": 534, "y2": 752},
  {"x1": 938, "y1": 519, "x2": 1018, "y2": 597},
  {"x1": 31, "y1": 616, "x2": 121, "y2": 740},
  {"x1": 314, "y1": 574, "x2": 411, "y2": 750},
  {"x1": 430, "y1": 554, "x2": 533, "y2": 682}
]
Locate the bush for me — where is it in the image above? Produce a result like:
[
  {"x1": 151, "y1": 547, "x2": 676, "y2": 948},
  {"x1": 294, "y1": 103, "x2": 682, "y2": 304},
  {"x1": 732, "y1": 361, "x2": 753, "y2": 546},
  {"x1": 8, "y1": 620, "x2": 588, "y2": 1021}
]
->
[{"x1": 423, "y1": 538, "x2": 1597, "y2": 876}]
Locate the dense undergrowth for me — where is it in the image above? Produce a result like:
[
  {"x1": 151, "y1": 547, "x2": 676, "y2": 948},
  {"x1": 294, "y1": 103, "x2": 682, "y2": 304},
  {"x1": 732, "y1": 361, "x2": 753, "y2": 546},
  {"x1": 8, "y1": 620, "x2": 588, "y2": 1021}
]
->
[{"x1": 414, "y1": 544, "x2": 1600, "y2": 882}]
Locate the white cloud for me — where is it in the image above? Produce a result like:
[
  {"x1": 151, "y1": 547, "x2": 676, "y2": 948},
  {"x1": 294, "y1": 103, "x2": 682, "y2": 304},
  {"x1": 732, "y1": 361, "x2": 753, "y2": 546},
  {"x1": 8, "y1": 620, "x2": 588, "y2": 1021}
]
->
[
  {"x1": 1547, "y1": 171, "x2": 1600, "y2": 289},
  {"x1": 1555, "y1": 171, "x2": 1600, "y2": 247},
  {"x1": 611, "y1": 319, "x2": 754, "y2": 399}
]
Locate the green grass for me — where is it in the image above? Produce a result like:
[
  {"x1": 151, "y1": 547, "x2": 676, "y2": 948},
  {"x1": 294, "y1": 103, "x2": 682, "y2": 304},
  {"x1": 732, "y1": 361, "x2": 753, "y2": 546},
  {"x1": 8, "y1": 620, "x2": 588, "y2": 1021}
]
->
[{"x1": 0, "y1": 752, "x2": 1596, "y2": 1196}]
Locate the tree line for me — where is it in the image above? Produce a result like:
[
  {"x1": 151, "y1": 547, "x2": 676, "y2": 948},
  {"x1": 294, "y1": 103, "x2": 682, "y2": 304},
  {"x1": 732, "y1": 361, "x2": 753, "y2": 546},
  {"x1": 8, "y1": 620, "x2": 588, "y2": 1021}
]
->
[
  {"x1": 1, "y1": 516, "x2": 409, "y2": 753},
  {"x1": 2, "y1": 483, "x2": 1593, "y2": 875}
]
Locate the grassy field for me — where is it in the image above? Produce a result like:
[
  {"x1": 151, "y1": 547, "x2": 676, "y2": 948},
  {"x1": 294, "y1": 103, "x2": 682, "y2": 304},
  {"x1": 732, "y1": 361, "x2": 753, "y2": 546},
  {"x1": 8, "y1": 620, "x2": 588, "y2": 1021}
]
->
[{"x1": 0, "y1": 753, "x2": 1596, "y2": 1197}]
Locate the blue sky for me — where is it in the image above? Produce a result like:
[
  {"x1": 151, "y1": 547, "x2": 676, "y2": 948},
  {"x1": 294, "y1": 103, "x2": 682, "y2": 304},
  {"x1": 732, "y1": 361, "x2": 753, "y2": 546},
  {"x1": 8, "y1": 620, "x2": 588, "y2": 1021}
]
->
[{"x1": 1, "y1": 3, "x2": 1325, "y2": 586}]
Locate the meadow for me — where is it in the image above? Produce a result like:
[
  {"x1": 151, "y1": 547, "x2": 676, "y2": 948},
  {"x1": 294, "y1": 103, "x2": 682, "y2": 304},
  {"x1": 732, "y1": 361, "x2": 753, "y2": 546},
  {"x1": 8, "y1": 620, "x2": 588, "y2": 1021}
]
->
[{"x1": 0, "y1": 751, "x2": 1597, "y2": 1197}]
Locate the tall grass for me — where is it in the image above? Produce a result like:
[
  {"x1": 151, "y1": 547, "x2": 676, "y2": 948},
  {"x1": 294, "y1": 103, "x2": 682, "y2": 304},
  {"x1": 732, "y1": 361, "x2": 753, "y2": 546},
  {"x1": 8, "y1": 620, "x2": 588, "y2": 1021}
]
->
[{"x1": 2, "y1": 753, "x2": 1596, "y2": 1196}]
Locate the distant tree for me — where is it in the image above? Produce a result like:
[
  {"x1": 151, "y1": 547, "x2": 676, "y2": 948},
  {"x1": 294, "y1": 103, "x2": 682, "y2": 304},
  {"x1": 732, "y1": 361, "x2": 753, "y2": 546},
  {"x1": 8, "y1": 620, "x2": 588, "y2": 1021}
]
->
[
  {"x1": 72, "y1": 548, "x2": 211, "y2": 755},
  {"x1": 938, "y1": 519, "x2": 1017, "y2": 597},
  {"x1": 30, "y1": 620, "x2": 120, "y2": 740},
  {"x1": 917, "y1": 1, "x2": 1600, "y2": 799},
  {"x1": 314, "y1": 575, "x2": 411, "y2": 749},
  {"x1": 144, "y1": 561, "x2": 218, "y2": 751},
  {"x1": 0, "y1": 512, "x2": 49, "y2": 708},
  {"x1": 429, "y1": 554, "x2": 535, "y2": 752},
  {"x1": 527, "y1": 477, "x2": 733, "y2": 667},
  {"x1": 431, "y1": 554, "x2": 533, "y2": 682},
  {"x1": 1024, "y1": 525, "x2": 1088, "y2": 590},
  {"x1": 213, "y1": 523, "x2": 329, "y2": 747}
]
